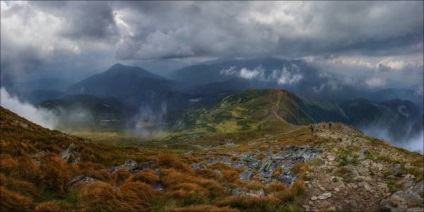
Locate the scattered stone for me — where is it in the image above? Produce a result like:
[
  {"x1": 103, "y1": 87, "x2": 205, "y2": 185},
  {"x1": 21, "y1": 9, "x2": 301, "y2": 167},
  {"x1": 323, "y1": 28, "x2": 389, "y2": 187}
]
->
[
  {"x1": 191, "y1": 163, "x2": 205, "y2": 170},
  {"x1": 406, "y1": 208, "x2": 424, "y2": 212},
  {"x1": 318, "y1": 192, "x2": 332, "y2": 200},
  {"x1": 240, "y1": 168, "x2": 253, "y2": 181},
  {"x1": 327, "y1": 206, "x2": 336, "y2": 211},
  {"x1": 69, "y1": 175, "x2": 99, "y2": 186},
  {"x1": 311, "y1": 196, "x2": 318, "y2": 201},
  {"x1": 108, "y1": 159, "x2": 143, "y2": 173},
  {"x1": 278, "y1": 171, "x2": 297, "y2": 185},
  {"x1": 327, "y1": 155, "x2": 336, "y2": 161},
  {"x1": 318, "y1": 201, "x2": 331, "y2": 209}
]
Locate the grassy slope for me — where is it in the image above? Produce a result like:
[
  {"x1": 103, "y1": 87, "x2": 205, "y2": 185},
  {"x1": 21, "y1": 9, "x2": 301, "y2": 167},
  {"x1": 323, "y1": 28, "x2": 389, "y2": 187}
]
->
[
  {"x1": 1, "y1": 87, "x2": 422, "y2": 211},
  {"x1": 0, "y1": 107, "x2": 311, "y2": 211}
]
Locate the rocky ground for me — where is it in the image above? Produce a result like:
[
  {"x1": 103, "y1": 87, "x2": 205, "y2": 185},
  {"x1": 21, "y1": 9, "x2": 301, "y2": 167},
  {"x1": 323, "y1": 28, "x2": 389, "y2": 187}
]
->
[
  {"x1": 90, "y1": 124, "x2": 423, "y2": 211},
  {"x1": 301, "y1": 127, "x2": 424, "y2": 212}
]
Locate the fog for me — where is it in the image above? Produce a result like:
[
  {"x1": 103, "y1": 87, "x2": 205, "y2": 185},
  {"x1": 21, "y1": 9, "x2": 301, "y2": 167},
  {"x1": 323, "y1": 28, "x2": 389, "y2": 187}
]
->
[
  {"x1": 361, "y1": 126, "x2": 424, "y2": 154},
  {"x1": 130, "y1": 102, "x2": 168, "y2": 137},
  {"x1": 0, "y1": 87, "x2": 58, "y2": 129}
]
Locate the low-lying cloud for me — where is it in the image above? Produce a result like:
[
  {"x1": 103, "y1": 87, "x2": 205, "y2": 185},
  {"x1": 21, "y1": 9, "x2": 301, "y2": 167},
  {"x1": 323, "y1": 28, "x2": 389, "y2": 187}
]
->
[
  {"x1": 0, "y1": 87, "x2": 57, "y2": 129},
  {"x1": 220, "y1": 65, "x2": 304, "y2": 85}
]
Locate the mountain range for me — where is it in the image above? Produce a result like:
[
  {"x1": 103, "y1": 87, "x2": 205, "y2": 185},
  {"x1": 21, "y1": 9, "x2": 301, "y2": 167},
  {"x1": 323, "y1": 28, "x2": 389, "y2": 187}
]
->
[{"x1": 2, "y1": 58, "x2": 422, "y2": 150}]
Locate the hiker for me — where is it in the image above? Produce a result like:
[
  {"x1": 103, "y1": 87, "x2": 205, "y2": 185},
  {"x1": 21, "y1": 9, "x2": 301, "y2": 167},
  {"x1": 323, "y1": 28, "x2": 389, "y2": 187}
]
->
[
  {"x1": 310, "y1": 124, "x2": 314, "y2": 133},
  {"x1": 329, "y1": 122, "x2": 332, "y2": 130}
]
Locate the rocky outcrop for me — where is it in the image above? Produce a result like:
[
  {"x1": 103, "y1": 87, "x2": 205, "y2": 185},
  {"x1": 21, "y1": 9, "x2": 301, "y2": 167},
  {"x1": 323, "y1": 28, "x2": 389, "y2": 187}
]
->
[
  {"x1": 60, "y1": 143, "x2": 80, "y2": 163},
  {"x1": 194, "y1": 145, "x2": 321, "y2": 185}
]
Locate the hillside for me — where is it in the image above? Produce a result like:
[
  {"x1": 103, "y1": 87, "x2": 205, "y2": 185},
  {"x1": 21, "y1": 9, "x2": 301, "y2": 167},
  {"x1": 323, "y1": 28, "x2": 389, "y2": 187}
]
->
[
  {"x1": 1, "y1": 102, "x2": 424, "y2": 211},
  {"x1": 175, "y1": 89, "x2": 348, "y2": 135}
]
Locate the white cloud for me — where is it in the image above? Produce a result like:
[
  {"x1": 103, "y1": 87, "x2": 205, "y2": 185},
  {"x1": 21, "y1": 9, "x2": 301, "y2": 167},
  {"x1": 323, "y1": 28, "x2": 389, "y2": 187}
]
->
[
  {"x1": 365, "y1": 77, "x2": 386, "y2": 89},
  {"x1": 0, "y1": 88, "x2": 57, "y2": 129},
  {"x1": 239, "y1": 67, "x2": 262, "y2": 79},
  {"x1": 277, "y1": 69, "x2": 303, "y2": 85}
]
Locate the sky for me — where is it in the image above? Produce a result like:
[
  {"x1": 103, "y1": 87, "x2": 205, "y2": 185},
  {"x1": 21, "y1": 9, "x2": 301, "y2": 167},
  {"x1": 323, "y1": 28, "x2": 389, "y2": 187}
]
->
[{"x1": 1, "y1": 1, "x2": 423, "y2": 91}]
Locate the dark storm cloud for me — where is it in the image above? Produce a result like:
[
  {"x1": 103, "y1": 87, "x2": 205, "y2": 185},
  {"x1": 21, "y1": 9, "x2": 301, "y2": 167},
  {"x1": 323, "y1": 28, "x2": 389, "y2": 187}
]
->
[
  {"x1": 0, "y1": 1, "x2": 423, "y2": 84},
  {"x1": 108, "y1": 1, "x2": 423, "y2": 59},
  {"x1": 31, "y1": 1, "x2": 119, "y2": 41}
]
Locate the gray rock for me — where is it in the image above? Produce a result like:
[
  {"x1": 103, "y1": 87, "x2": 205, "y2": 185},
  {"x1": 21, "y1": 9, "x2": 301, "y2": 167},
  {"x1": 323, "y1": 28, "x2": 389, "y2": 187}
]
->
[
  {"x1": 381, "y1": 190, "x2": 424, "y2": 209},
  {"x1": 240, "y1": 168, "x2": 253, "y2": 181},
  {"x1": 411, "y1": 181, "x2": 424, "y2": 193},
  {"x1": 279, "y1": 171, "x2": 298, "y2": 185},
  {"x1": 406, "y1": 208, "x2": 424, "y2": 212},
  {"x1": 69, "y1": 175, "x2": 99, "y2": 186},
  {"x1": 60, "y1": 143, "x2": 80, "y2": 163},
  {"x1": 109, "y1": 159, "x2": 141, "y2": 173},
  {"x1": 191, "y1": 163, "x2": 205, "y2": 171},
  {"x1": 318, "y1": 192, "x2": 332, "y2": 200}
]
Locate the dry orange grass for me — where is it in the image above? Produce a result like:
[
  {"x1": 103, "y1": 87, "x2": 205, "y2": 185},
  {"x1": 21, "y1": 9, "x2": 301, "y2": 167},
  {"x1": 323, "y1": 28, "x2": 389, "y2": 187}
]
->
[
  {"x1": 0, "y1": 185, "x2": 33, "y2": 211},
  {"x1": 0, "y1": 154, "x2": 16, "y2": 169},
  {"x1": 39, "y1": 153, "x2": 75, "y2": 196},
  {"x1": 195, "y1": 169, "x2": 221, "y2": 181},
  {"x1": 222, "y1": 169, "x2": 239, "y2": 183},
  {"x1": 127, "y1": 169, "x2": 160, "y2": 184},
  {"x1": 265, "y1": 182, "x2": 287, "y2": 194},
  {"x1": 76, "y1": 162, "x2": 112, "y2": 182},
  {"x1": 34, "y1": 200, "x2": 70, "y2": 212},
  {"x1": 161, "y1": 168, "x2": 225, "y2": 199},
  {"x1": 77, "y1": 182, "x2": 116, "y2": 211},
  {"x1": 217, "y1": 195, "x2": 279, "y2": 211},
  {"x1": 157, "y1": 154, "x2": 191, "y2": 172},
  {"x1": 167, "y1": 204, "x2": 239, "y2": 212},
  {"x1": 0, "y1": 173, "x2": 39, "y2": 198},
  {"x1": 112, "y1": 169, "x2": 132, "y2": 186},
  {"x1": 290, "y1": 162, "x2": 308, "y2": 174},
  {"x1": 277, "y1": 179, "x2": 305, "y2": 203},
  {"x1": 116, "y1": 181, "x2": 156, "y2": 210}
]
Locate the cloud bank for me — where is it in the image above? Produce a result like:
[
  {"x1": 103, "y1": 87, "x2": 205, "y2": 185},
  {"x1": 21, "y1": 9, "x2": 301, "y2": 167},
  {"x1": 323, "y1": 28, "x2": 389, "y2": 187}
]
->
[
  {"x1": 0, "y1": 88, "x2": 57, "y2": 129},
  {"x1": 1, "y1": 1, "x2": 423, "y2": 89}
]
